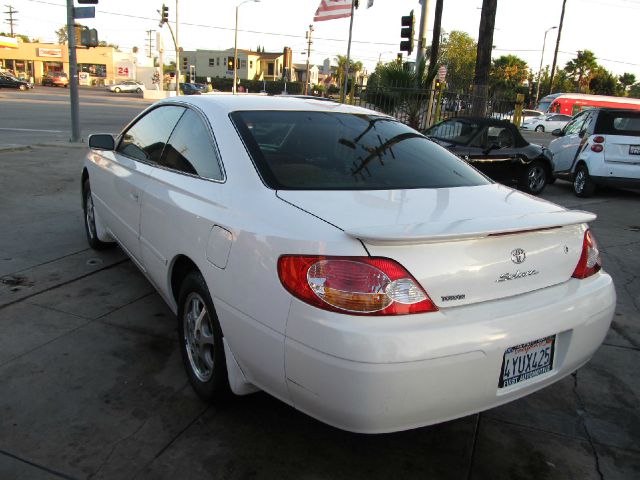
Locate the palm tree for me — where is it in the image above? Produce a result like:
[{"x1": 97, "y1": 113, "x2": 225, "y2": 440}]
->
[
  {"x1": 564, "y1": 50, "x2": 598, "y2": 93},
  {"x1": 619, "y1": 73, "x2": 637, "y2": 96}
]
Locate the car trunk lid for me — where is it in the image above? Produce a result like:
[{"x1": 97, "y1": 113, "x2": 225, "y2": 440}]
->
[{"x1": 277, "y1": 184, "x2": 593, "y2": 307}]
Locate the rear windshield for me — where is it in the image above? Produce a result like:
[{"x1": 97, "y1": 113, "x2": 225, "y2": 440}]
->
[
  {"x1": 597, "y1": 111, "x2": 640, "y2": 136},
  {"x1": 230, "y1": 111, "x2": 489, "y2": 190}
]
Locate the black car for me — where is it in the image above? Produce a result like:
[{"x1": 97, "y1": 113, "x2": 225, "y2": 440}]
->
[
  {"x1": 0, "y1": 73, "x2": 33, "y2": 91},
  {"x1": 424, "y1": 117, "x2": 553, "y2": 195},
  {"x1": 180, "y1": 83, "x2": 207, "y2": 95}
]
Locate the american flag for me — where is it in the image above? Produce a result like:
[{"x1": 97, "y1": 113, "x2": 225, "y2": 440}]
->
[{"x1": 313, "y1": 0, "x2": 353, "y2": 22}]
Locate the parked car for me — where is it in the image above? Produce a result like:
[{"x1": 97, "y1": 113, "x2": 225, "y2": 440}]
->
[
  {"x1": 180, "y1": 82, "x2": 207, "y2": 95},
  {"x1": 492, "y1": 109, "x2": 544, "y2": 121},
  {"x1": 521, "y1": 113, "x2": 573, "y2": 132},
  {"x1": 82, "y1": 96, "x2": 615, "y2": 434},
  {"x1": 107, "y1": 80, "x2": 145, "y2": 93},
  {"x1": 0, "y1": 72, "x2": 33, "y2": 90},
  {"x1": 549, "y1": 108, "x2": 640, "y2": 197},
  {"x1": 423, "y1": 116, "x2": 553, "y2": 194},
  {"x1": 42, "y1": 72, "x2": 69, "y2": 87}
]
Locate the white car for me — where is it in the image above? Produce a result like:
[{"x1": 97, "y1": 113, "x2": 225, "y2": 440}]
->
[
  {"x1": 521, "y1": 113, "x2": 573, "y2": 133},
  {"x1": 492, "y1": 109, "x2": 544, "y2": 122},
  {"x1": 82, "y1": 96, "x2": 615, "y2": 433},
  {"x1": 549, "y1": 108, "x2": 640, "y2": 197},
  {"x1": 107, "y1": 80, "x2": 145, "y2": 93}
]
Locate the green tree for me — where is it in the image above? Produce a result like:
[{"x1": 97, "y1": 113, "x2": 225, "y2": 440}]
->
[
  {"x1": 618, "y1": 73, "x2": 636, "y2": 96},
  {"x1": 55, "y1": 25, "x2": 68, "y2": 44},
  {"x1": 564, "y1": 50, "x2": 598, "y2": 93},
  {"x1": 440, "y1": 31, "x2": 477, "y2": 93},
  {"x1": 589, "y1": 67, "x2": 617, "y2": 95},
  {"x1": 490, "y1": 55, "x2": 528, "y2": 94},
  {"x1": 334, "y1": 55, "x2": 363, "y2": 91},
  {"x1": 629, "y1": 83, "x2": 640, "y2": 99}
]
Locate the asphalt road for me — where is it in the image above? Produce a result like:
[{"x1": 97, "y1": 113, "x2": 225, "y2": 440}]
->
[
  {"x1": 0, "y1": 86, "x2": 152, "y2": 146},
  {"x1": 0, "y1": 90, "x2": 638, "y2": 479}
]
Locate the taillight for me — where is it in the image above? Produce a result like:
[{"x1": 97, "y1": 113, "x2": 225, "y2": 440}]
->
[
  {"x1": 593, "y1": 136, "x2": 605, "y2": 143},
  {"x1": 591, "y1": 135, "x2": 604, "y2": 152},
  {"x1": 277, "y1": 256, "x2": 437, "y2": 315},
  {"x1": 591, "y1": 144, "x2": 603, "y2": 152},
  {"x1": 572, "y1": 230, "x2": 602, "y2": 279}
]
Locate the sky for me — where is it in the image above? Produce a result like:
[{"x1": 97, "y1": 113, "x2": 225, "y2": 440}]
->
[{"x1": 7, "y1": 0, "x2": 640, "y2": 79}]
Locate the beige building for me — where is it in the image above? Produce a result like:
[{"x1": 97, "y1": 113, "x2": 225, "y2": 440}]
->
[
  {"x1": 181, "y1": 47, "x2": 293, "y2": 82},
  {"x1": 0, "y1": 39, "x2": 138, "y2": 85}
]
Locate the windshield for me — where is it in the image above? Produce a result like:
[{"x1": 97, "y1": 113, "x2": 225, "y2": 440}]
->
[
  {"x1": 231, "y1": 111, "x2": 489, "y2": 190},
  {"x1": 536, "y1": 101, "x2": 552, "y2": 112}
]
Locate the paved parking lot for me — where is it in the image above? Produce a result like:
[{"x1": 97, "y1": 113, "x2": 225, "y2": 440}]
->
[{"x1": 0, "y1": 97, "x2": 639, "y2": 479}]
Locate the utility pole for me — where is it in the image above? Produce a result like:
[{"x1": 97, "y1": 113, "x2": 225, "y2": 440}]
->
[
  {"x1": 415, "y1": 0, "x2": 430, "y2": 69},
  {"x1": 304, "y1": 24, "x2": 313, "y2": 95},
  {"x1": 4, "y1": 4, "x2": 17, "y2": 37},
  {"x1": 471, "y1": 0, "x2": 497, "y2": 116},
  {"x1": 548, "y1": 0, "x2": 567, "y2": 95},
  {"x1": 427, "y1": 0, "x2": 443, "y2": 79},
  {"x1": 145, "y1": 29, "x2": 155, "y2": 58},
  {"x1": 65, "y1": 0, "x2": 80, "y2": 142}
]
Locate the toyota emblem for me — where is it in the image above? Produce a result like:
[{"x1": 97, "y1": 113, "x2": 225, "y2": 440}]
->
[{"x1": 511, "y1": 248, "x2": 526, "y2": 264}]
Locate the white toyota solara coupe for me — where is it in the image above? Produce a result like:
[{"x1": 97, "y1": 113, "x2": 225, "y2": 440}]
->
[{"x1": 82, "y1": 95, "x2": 616, "y2": 434}]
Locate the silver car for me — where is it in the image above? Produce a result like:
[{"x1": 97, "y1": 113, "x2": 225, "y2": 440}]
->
[{"x1": 107, "y1": 80, "x2": 145, "y2": 94}]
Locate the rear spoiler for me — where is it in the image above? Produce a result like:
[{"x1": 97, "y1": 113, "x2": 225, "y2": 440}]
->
[{"x1": 345, "y1": 210, "x2": 596, "y2": 245}]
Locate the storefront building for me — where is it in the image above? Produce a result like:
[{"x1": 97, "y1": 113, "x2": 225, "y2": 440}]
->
[{"x1": 0, "y1": 39, "x2": 138, "y2": 86}]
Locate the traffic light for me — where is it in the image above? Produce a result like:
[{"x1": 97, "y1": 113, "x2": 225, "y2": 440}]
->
[
  {"x1": 161, "y1": 4, "x2": 169, "y2": 24},
  {"x1": 396, "y1": 53, "x2": 402, "y2": 63},
  {"x1": 81, "y1": 28, "x2": 99, "y2": 48},
  {"x1": 400, "y1": 10, "x2": 415, "y2": 56},
  {"x1": 227, "y1": 57, "x2": 234, "y2": 71}
]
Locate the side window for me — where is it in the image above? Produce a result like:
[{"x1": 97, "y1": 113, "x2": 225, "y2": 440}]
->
[
  {"x1": 564, "y1": 113, "x2": 586, "y2": 135},
  {"x1": 160, "y1": 109, "x2": 223, "y2": 180},
  {"x1": 117, "y1": 106, "x2": 185, "y2": 163},
  {"x1": 487, "y1": 126, "x2": 514, "y2": 149},
  {"x1": 580, "y1": 112, "x2": 595, "y2": 135}
]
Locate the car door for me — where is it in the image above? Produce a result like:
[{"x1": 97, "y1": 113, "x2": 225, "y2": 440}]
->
[
  {"x1": 91, "y1": 105, "x2": 185, "y2": 266},
  {"x1": 466, "y1": 125, "x2": 518, "y2": 181},
  {"x1": 139, "y1": 107, "x2": 228, "y2": 297},
  {"x1": 549, "y1": 111, "x2": 589, "y2": 173}
]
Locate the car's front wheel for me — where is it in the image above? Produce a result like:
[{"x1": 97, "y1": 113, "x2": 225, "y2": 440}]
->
[
  {"x1": 573, "y1": 165, "x2": 596, "y2": 198},
  {"x1": 83, "y1": 179, "x2": 115, "y2": 250},
  {"x1": 178, "y1": 271, "x2": 230, "y2": 403},
  {"x1": 535, "y1": 125, "x2": 545, "y2": 133},
  {"x1": 18, "y1": 84, "x2": 26, "y2": 91},
  {"x1": 114, "y1": 87, "x2": 121, "y2": 93},
  {"x1": 518, "y1": 160, "x2": 547, "y2": 195},
  {"x1": 136, "y1": 87, "x2": 142, "y2": 93}
]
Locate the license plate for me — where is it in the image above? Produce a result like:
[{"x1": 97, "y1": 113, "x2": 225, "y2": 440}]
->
[
  {"x1": 499, "y1": 335, "x2": 555, "y2": 388},
  {"x1": 629, "y1": 145, "x2": 640, "y2": 155}
]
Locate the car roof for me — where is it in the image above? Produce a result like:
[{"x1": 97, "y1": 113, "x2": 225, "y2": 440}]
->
[{"x1": 156, "y1": 94, "x2": 388, "y2": 117}]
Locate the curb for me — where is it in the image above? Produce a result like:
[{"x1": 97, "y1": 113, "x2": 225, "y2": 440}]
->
[{"x1": 0, "y1": 142, "x2": 87, "y2": 152}]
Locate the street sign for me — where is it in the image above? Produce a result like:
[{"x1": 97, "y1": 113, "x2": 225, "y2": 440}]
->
[
  {"x1": 438, "y1": 65, "x2": 447, "y2": 82},
  {"x1": 73, "y1": 6, "x2": 95, "y2": 19}
]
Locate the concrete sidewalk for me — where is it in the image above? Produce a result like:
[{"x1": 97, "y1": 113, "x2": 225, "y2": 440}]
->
[{"x1": 0, "y1": 145, "x2": 638, "y2": 479}]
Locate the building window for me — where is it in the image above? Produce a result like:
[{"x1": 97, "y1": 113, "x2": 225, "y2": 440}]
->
[
  {"x1": 78, "y1": 63, "x2": 106, "y2": 77},
  {"x1": 267, "y1": 62, "x2": 274, "y2": 76},
  {"x1": 241, "y1": 60, "x2": 247, "y2": 68},
  {"x1": 209, "y1": 58, "x2": 214, "y2": 67},
  {"x1": 249, "y1": 60, "x2": 253, "y2": 68},
  {"x1": 217, "y1": 57, "x2": 220, "y2": 66}
]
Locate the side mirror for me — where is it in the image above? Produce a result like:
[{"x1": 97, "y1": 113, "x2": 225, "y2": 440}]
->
[
  {"x1": 578, "y1": 130, "x2": 586, "y2": 138},
  {"x1": 551, "y1": 129, "x2": 563, "y2": 137},
  {"x1": 88, "y1": 134, "x2": 115, "y2": 151}
]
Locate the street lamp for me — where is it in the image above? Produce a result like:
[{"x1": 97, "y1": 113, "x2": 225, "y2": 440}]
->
[
  {"x1": 534, "y1": 26, "x2": 557, "y2": 109},
  {"x1": 233, "y1": 0, "x2": 260, "y2": 94}
]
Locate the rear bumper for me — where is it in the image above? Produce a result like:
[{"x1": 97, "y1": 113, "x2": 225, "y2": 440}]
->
[{"x1": 284, "y1": 273, "x2": 615, "y2": 433}]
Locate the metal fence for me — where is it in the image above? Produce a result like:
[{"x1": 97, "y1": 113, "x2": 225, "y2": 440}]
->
[{"x1": 351, "y1": 83, "x2": 517, "y2": 131}]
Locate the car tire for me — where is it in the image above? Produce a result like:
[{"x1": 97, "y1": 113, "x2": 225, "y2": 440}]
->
[
  {"x1": 114, "y1": 87, "x2": 121, "y2": 93},
  {"x1": 83, "y1": 179, "x2": 115, "y2": 250},
  {"x1": 573, "y1": 165, "x2": 596, "y2": 198},
  {"x1": 19, "y1": 84, "x2": 26, "y2": 91},
  {"x1": 136, "y1": 87, "x2": 142, "y2": 93},
  {"x1": 535, "y1": 125, "x2": 545, "y2": 133},
  {"x1": 518, "y1": 160, "x2": 547, "y2": 195},
  {"x1": 177, "y1": 271, "x2": 231, "y2": 403}
]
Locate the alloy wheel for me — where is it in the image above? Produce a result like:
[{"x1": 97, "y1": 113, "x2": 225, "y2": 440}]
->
[
  {"x1": 183, "y1": 292, "x2": 215, "y2": 382},
  {"x1": 528, "y1": 165, "x2": 546, "y2": 193},
  {"x1": 85, "y1": 190, "x2": 97, "y2": 240}
]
